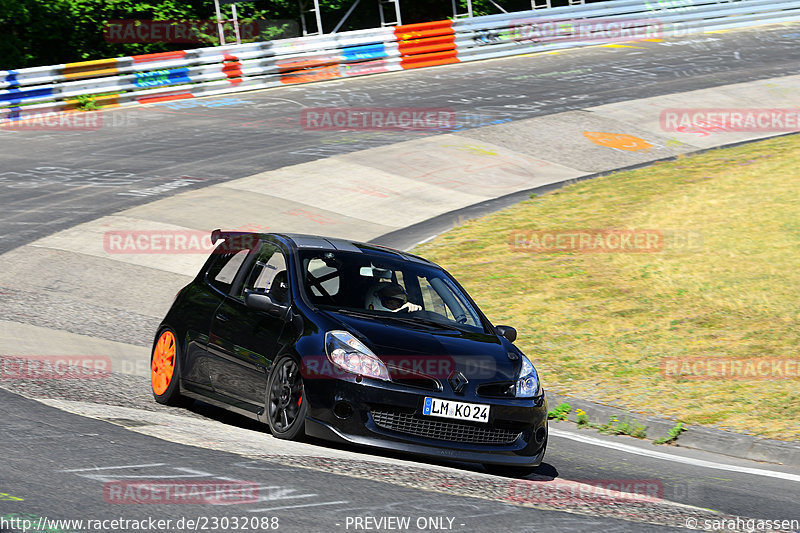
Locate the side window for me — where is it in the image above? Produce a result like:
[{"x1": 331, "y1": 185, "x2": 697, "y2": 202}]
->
[
  {"x1": 418, "y1": 276, "x2": 452, "y2": 318},
  {"x1": 306, "y1": 258, "x2": 340, "y2": 297},
  {"x1": 207, "y1": 248, "x2": 251, "y2": 294},
  {"x1": 395, "y1": 271, "x2": 405, "y2": 291},
  {"x1": 418, "y1": 275, "x2": 480, "y2": 326},
  {"x1": 239, "y1": 242, "x2": 288, "y2": 302}
]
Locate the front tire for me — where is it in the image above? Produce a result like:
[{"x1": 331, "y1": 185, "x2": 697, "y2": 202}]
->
[
  {"x1": 151, "y1": 328, "x2": 187, "y2": 406},
  {"x1": 266, "y1": 355, "x2": 307, "y2": 440}
]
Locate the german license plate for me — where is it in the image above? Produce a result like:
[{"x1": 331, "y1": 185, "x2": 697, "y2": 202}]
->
[{"x1": 422, "y1": 397, "x2": 490, "y2": 423}]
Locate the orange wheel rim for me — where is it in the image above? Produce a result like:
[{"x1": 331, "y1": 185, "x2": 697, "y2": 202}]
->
[{"x1": 151, "y1": 330, "x2": 176, "y2": 395}]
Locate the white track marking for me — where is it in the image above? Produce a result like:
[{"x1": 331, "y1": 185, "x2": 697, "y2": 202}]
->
[
  {"x1": 550, "y1": 429, "x2": 800, "y2": 483},
  {"x1": 249, "y1": 501, "x2": 349, "y2": 512},
  {"x1": 254, "y1": 97, "x2": 308, "y2": 108},
  {"x1": 60, "y1": 463, "x2": 167, "y2": 472}
]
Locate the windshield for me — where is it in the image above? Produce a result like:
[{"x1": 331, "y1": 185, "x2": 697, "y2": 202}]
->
[{"x1": 298, "y1": 249, "x2": 487, "y2": 333}]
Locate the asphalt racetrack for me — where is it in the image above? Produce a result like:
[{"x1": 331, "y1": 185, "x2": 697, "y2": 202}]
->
[
  {"x1": 2, "y1": 25, "x2": 800, "y2": 254},
  {"x1": 1, "y1": 23, "x2": 800, "y2": 533}
]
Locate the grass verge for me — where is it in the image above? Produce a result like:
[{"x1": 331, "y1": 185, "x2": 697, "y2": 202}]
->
[{"x1": 415, "y1": 134, "x2": 800, "y2": 440}]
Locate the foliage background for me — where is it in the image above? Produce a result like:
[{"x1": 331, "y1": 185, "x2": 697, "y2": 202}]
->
[{"x1": 0, "y1": 0, "x2": 591, "y2": 70}]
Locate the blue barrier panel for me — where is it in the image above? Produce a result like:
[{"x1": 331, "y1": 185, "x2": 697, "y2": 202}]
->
[
  {"x1": 0, "y1": 86, "x2": 54, "y2": 105},
  {"x1": 134, "y1": 68, "x2": 192, "y2": 88},
  {"x1": 342, "y1": 42, "x2": 387, "y2": 61},
  {"x1": 2, "y1": 72, "x2": 20, "y2": 89}
]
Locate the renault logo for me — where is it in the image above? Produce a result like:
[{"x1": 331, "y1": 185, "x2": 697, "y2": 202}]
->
[{"x1": 449, "y1": 371, "x2": 468, "y2": 394}]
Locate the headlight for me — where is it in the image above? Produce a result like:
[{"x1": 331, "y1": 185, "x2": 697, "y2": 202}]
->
[
  {"x1": 516, "y1": 354, "x2": 542, "y2": 398},
  {"x1": 325, "y1": 330, "x2": 389, "y2": 381}
]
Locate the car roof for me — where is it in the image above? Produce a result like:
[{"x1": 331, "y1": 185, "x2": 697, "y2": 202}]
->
[
  {"x1": 210, "y1": 229, "x2": 434, "y2": 266},
  {"x1": 275, "y1": 233, "x2": 434, "y2": 265}
]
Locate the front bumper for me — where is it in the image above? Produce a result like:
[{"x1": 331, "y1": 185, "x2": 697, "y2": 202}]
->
[{"x1": 302, "y1": 374, "x2": 548, "y2": 467}]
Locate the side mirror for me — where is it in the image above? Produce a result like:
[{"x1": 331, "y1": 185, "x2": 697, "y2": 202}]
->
[
  {"x1": 245, "y1": 292, "x2": 290, "y2": 321},
  {"x1": 495, "y1": 325, "x2": 517, "y2": 343}
]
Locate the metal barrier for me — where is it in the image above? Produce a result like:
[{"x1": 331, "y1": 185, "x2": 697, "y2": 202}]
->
[
  {"x1": 454, "y1": 0, "x2": 800, "y2": 61},
  {"x1": 2, "y1": 0, "x2": 799, "y2": 122}
]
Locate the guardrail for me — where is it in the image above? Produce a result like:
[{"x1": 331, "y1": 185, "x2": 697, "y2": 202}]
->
[{"x1": 2, "y1": 0, "x2": 799, "y2": 122}]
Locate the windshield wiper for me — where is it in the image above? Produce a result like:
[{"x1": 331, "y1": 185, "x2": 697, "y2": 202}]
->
[
  {"x1": 329, "y1": 308, "x2": 376, "y2": 319},
  {"x1": 402, "y1": 315, "x2": 464, "y2": 331},
  {"x1": 332, "y1": 308, "x2": 460, "y2": 331},
  {"x1": 374, "y1": 312, "x2": 463, "y2": 332}
]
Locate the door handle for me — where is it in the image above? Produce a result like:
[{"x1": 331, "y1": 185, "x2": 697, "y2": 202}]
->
[{"x1": 216, "y1": 313, "x2": 229, "y2": 323}]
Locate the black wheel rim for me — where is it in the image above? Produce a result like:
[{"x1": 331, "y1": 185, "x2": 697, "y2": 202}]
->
[{"x1": 268, "y1": 359, "x2": 303, "y2": 433}]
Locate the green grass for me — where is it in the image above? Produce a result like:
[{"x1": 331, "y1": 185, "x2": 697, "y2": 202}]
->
[
  {"x1": 654, "y1": 422, "x2": 687, "y2": 445},
  {"x1": 416, "y1": 134, "x2": 800, "y2": 440}
]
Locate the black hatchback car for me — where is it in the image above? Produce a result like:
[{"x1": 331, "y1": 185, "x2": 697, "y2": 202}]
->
[{"x1": 151, "y1": 230, "x2": 548, "y2": 472}]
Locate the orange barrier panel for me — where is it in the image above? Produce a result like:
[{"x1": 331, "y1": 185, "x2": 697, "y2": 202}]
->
[
  {"x1": 394, "y1": 20, "x2": 454, "y2": 42},
  {"x1": 278, "y1": 55, "x2": 340, "y2": 72},
  {"x1": 397, "y1": 35, "x2": 457, "y2": 56},
  {"x1": 222, "y1": 55, "x2": 243, "y2": 82},
  {"x1": 399, "y1": 50, "x2": 459, "y2": 70},
  {"x1": 394, "y1": 20, "x2": 457, "y2": 69},
  {"x1": 62, "y1": 59, "x2": 119, "y2": 80},
  {"x1": 280, "y1": 65, "x2": 340, "y2": 85},
  {"x1": 132, "y1": 51, "x2": 188, "y2": 63},
  {"x1": 137, "y1": 92, "x2": 194, "y2": 105},
  {"x1": 278, "y1": 53, "x2": 342, "y2": 84}
]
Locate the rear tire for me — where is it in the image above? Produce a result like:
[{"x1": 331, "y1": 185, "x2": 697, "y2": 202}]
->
[
  {"x1": 266, "y1": 355, "x2": 307, "y2": 440},
  {"x1": 151, "y1": 328, "x2": 188, "y2": 406}
]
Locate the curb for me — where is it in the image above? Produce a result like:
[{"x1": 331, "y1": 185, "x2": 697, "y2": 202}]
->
[{"x1": 546, "y1": 391, "x2": 800, "y2": 467}]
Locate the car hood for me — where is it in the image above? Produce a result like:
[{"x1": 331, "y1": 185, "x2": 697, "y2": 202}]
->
[{"x1": 321, "y1": 310, "x2": 520, "y2": 382}]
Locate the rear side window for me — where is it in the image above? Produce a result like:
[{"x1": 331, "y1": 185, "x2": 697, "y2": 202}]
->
[
  {"x1": 238, "y1": 242, "x2": 288, "y2": 300},
  {"x1": 206, "y1": 248, "x2": 250, "y2": 294}
]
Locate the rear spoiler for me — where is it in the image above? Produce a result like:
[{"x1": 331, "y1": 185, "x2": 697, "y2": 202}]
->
[{"x1": 210, "y1": 229, "x2": 259, "y2": 249}]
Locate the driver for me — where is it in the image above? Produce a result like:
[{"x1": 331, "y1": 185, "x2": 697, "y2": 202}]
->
[{"x1": 365, "y1": 282, "x2": 422, "y2": 313}]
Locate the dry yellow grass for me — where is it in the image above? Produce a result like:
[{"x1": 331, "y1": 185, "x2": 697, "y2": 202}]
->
[{"x1": 416, "y1": 134, "x2": 800, "y2": 440}]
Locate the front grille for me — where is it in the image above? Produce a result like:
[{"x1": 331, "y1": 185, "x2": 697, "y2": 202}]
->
[
  {"x1": 391, "y1": 376, "x2": 442, "y2": 392},
  {"x1": 387, "y1": 365, "x2": 442, "y2": 392},
  {"x1": 371, "y1": 410, "x2": 521, "y2": 445},
  {"x1": 477, "y1": 382, "x2": 516, "y2": 398}
]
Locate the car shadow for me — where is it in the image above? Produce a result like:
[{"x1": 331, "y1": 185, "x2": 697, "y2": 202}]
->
[{"x1": 185, "y1": 399, "x2": 557, "y2": 479}]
